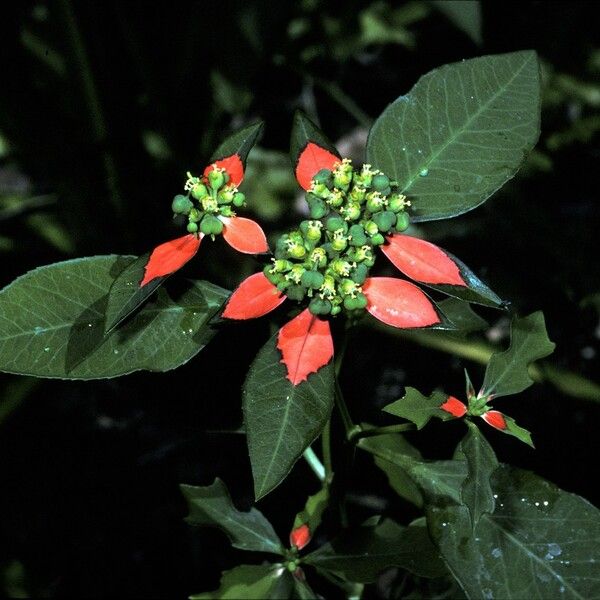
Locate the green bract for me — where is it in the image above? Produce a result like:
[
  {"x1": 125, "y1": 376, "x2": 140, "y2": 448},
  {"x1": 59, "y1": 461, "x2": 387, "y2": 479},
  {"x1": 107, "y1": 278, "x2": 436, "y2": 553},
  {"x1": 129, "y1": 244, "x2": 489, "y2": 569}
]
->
[{"x1": 267, "y1": 158, "x2": 411, "y2": 316}]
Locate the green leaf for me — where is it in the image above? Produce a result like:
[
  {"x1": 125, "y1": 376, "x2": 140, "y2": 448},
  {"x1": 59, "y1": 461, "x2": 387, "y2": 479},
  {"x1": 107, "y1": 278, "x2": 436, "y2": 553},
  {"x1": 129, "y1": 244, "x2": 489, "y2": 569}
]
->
[
  {"x1": 366, "y1": 51, "x2": 541, "y2": 221},
  {"x1": 304, "y1": 518, "x2": 446, "y2": 582},
  {"x1": 427, "y1": 465, "x2": 600, "y2": 600},
  {"x1": 292, "y1": 578, "x2": 319, "y2": 600},
  {"x1": 190, "y1": 564, "x2": 294, "y2": 600},
  {"x1": 293, "y1": 480, "x2": 331, "y2": 542},
  {"x1": 457, "y1": 421, "x2": 499, "y2": 527},
  {"x1": 104, "y1": 252, "x2": 165, "y2": 333},
  {"x1": 383, "y1": 386, "x2": 453, "y2": 429},
  {"x1": 481, "y1": 311, "x2": 555, "y2": 398},
  {"x1": 437, "y1": 298, "x2": 489, "y2": 333},
  {"x1": 210, "y1": 121, "x2": 264, "y2": 165},
  {"x1": 243, "y1": 331, "x2": 335, "y2": 499},
  {"x1": 362, "y1": 432, "x2": 424, "y2": 508},
  {"x1": 495, "y1": 413, "x2": 534, "y2": 447},
  {"x1": 431, "y1": 1, "x2": 482, "y2": 45},
  {"x1": 180, "y1": 478, "x2": 284, "y2": 555},
  {"x1": 290, "y1": 111, "x2": 339, "y2": 167},
  {"x1": 0, "y1": 256, "x2": 228, "y2": 379}
]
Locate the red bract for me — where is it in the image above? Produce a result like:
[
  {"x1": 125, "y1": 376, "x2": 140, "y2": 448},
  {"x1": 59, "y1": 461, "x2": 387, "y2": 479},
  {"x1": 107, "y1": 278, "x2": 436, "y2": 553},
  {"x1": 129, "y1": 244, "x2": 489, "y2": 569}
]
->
[
  {"x1": 289, "y1": 523, "x2": 311, "y2": 550},
  {"x1": 140, "y1": 154, "x2": 267, "y2": 288}
]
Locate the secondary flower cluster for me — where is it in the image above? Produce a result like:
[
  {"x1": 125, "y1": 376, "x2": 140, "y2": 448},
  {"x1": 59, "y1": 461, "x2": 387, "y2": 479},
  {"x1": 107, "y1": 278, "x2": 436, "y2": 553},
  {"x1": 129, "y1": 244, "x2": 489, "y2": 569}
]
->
[{"x1": 264, "y1": 159, "x2": 411, "y2": 317}]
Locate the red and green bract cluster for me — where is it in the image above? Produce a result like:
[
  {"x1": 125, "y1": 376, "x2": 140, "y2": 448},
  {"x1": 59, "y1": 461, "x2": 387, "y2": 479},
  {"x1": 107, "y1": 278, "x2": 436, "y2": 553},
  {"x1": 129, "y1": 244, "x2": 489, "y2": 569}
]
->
[{"x1": 265, "y1": 159, "x2": 411, "y2": 317}]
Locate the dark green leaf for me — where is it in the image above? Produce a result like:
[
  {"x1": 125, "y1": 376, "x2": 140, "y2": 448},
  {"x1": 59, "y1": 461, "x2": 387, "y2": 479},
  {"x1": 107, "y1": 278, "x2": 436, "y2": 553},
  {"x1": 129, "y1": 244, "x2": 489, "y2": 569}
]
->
[
  {"x1": 428, "y1": 465, "x2": 600, "y2": 600},
  {"x1": 431, "y1": 1, "x2": 482, "y2": 45},
  {"x1": 437, "y1": 298, "x2": 488, "y2": 333},
  {"x1": 243, "y1": 331, "x2": 335, "y2": 499},
  {"x1": 482, "y1": 312, "x2": 555, "y2": 398},
  {"x1": 293, "y1": 480, "x2": 331, "y2": 542},
  {"x1": 304, "y1": 518, "x2": 445, "y2": 582},
  {"x1": 367, "y1": 51, "x2": 541, "y2": 221},
  {"x1": 290, "y1": 111, "x2": 339, "y2": 168},
  {"x1": 457, "y1": 421, "x2": 499, "y2": 527},
  {"x1": 292, "y1": 578, "x2": 319, "y2": 600},
  {"x1": 190, "y1": 564, "x2": 294, "y2": 599},
  {"x1": 104, "y1": 252, "x2": 164, "y2": 333},
  {"x1": 210, "y1": 121, "x2": 264, "y2": 165},
  {"x1": 495, "y1": 413, "x2": 534, "y2": 447},
  {"x1": 0, "y1": 256, "x2": 228, "y2": 379},
  {"x1": 180, "y1": 478, "x2": 283, "y2": 555},
  {"x1": 383, "y1": 386, "x2": 452, "y2": 429}
]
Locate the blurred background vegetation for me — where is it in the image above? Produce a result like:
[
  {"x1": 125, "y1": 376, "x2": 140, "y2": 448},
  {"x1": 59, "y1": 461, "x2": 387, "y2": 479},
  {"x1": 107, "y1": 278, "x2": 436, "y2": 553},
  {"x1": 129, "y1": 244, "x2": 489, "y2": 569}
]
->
[{"x1": 1, "y1": 1, "x2": 598, "y2": 597}]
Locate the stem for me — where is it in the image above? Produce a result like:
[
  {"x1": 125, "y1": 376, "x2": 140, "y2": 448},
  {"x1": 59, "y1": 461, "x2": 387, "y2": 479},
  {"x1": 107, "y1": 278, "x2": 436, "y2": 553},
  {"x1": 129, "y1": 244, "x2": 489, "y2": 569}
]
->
[
  {"x1": 302, "y1": 446, "x2": 326, "y2": 482},
  {"x1": 350, "y1": 423, "x2": 416, "y2": 442},
  {"x1": 321, "y1": 420, "x2": 333, "y2": 478},
  {"x1": 334, "y1": 325, "x2": 356, "y2": 437},
  {"x1": 311, "y1": 78, "x2": 373, "y2": 129}
]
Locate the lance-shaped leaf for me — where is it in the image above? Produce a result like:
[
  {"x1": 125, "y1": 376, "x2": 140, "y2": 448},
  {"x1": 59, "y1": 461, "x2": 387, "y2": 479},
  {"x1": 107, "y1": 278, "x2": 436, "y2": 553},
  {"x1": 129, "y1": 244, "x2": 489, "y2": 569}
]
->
[
  {"x1": 190, "y1": 564, "x2": 294, "y2": 600},
  {"x1": 366, "y1": 51, "x2": 541, "y2": 221},
  {"x1": 243, "y1": 330, "x2": 335, "y2": 500},
  {"x1": 383, "y1": 386, "x2": 455, "y2": 429},
  {"x1": 304, "y1": 518, "x2": 446, "y2": 582},
  {"x1": 290, "y1": 111, "x2": 341, "y2": 191},
  {"x1": 381, "y1": 234, "x2": 503, "y2": 307},
  {"x1": 206, "y1": 121, "x2": 265, "y2": 187},
  {"x1": 456, "y1": 421, "x2": 499, "y2": 528},
  {"x1": 481, "y1": 410, "x2": 534, "y2": 447},
  {"x1": 481, "y1": 311, "x2": 555, "y2": 398},
  {"x1": 180, "y1": 479, "x2": 284, "y2": 555},
  {"x1": 277, "y1": 309, "x2": 334, "y2": 385},
  {"x1": 291, "y1": 479, "x2": 331, "y2": 550},
  {"x1": 141, "y1": 233, "x2": 202, "y2": 287},
  {"x1": 431, "y1": 0, "x2": 482, "y2": 45},
  {"x1": 427, "y1": 465, "x2": 600, "y2": 600},
  {"x1": 0, "y1": 256, "x2": 228, "y2": 379}
]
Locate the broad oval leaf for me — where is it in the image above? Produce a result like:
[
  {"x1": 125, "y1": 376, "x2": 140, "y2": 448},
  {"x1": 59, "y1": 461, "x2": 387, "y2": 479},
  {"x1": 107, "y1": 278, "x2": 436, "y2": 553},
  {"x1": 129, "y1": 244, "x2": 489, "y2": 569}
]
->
[
  {"x1": 180, "y1": 478, "x2": 284, "y2": 555},
  {"x1": 0, "y1": 256, "x2": 228, "y2": 379},
  {"x1": 191, "y1": 564, "x2": 293, "y2": 600},
  {"x1": 366, "y1": 51, "x2": 541, "y2": 221},
  {"x1": 243, "y1": 330, "x2": 335, "y2": 499},
  {"x1": 428, "y1": 465, "x2": 600, "y2": 600}
]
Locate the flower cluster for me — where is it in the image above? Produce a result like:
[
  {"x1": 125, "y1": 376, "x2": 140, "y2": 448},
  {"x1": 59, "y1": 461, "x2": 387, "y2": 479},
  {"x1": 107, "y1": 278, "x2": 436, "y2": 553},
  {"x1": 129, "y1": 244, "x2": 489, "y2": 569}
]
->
[{"x1": 264, "y1": 159, "x2": 412, "y2": 317}]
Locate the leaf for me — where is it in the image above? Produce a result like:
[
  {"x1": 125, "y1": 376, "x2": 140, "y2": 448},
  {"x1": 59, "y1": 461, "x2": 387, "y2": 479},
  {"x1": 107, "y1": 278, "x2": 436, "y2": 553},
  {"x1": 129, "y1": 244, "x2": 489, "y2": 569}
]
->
[
  {"x1": 437, "y1": 298, "x2": 488, "y2": 333},
  {"x1": 366, "y1": 51, "x2": 541, "y2": 221},
  {"x1": 180, "y1": 478, "x2": 284, "y2": 555},
  {"x1": 481, "y1": 312, "x2": 555, "y2": 398},
  {"x1": 304, "y1": 518, "x2": 446, "y2": 582},
  {"x1": 292, "y1": 577, "x2": 319, "y2": 600},
  {"x1": 0, "y1": 256, "x2": 228, "y2": 379},
  {"x1": 431, "y1": 0, "x2": 482, "y2": 45},
  {"x1": 190, "y1": 564, "x2": 294, "y2": 600},
  {"x1": 209, "y1": 121, "x2": 264, "y2": 167},
  {"x1": 382, "y1": 235, "x2": 504, "y2": 308},
  {"x1": 292, "y1": 480, "x2": 331, "y2": 548},
  {"x1": 427, "y1": 465, "x2": 600, "y2": 600},
  {"x1": 223, "y1": 273, "x2": 286, "y2": 320},
  {"x1": 221, "y1": 217, "x2": 269, "y2": 254},
  {"x1": 383, "y1": 386, "x2": 454, "y2": 429},
  {"x1": 456, "y1": 421, "x2": 499, "y2": 528},
  {"x1": 481, "y1": 411, "x2": 534, "y2": 448},
  {"x1": 243, "y1": 330, "x2": 335, "y2": 499}
]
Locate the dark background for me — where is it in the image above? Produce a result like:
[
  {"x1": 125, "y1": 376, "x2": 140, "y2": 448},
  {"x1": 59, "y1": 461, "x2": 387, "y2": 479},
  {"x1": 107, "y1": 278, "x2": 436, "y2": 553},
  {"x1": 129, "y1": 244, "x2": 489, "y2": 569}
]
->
[{"x1": 0, "y1": 1, "x2": 598, "y2": 597}]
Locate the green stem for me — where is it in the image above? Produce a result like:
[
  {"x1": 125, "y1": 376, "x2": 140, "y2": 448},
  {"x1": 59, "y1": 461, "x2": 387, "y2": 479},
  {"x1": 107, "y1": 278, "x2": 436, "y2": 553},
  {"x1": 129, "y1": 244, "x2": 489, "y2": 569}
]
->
[
  {"x1": 350, "y1": 423, "x2": 416, "y2": 442},
  {"x1": 302, "y1": 446, "x2": 326, "y2": 482},
  {"x1": 321, "y1": 419, "x2": 333, "y2": 478}
]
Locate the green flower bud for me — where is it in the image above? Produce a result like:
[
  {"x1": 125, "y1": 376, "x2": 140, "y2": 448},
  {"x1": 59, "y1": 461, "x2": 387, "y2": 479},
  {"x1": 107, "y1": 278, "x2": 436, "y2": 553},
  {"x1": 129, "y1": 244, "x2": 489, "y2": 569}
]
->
[
  {"x1": 172, "y1": 194, "x2": 194, "y2": 214},
  {"x1": 366, "y1": 192, "x2": 385, "y2": 213},
  {"x1": 302, "y1": 270, "x2": 325, "y2": 289},
  {"x1": 372, "y1": 210, "x2": 397, "y2": 233},
  {"x1": 330, "y1": 305, "x2": 342, "y2": 316},
  {"x1": 330, "y1": 258, "x2": 353, "y2": 277},
  {"x1": 187, "y1": 222, "x2": 199, "y2": 233},
  {"x1": 286, "y1": 285, "x2": 307, "y2": 302},
  {"x1": 263, "y1": 266, "x2": 284, "y2": 285},
  {"x1": 309, "y1": 297, "x2": 332, "y2": 316},
  {"x1": 201, "y1": 196, "x2": 219, "y2": 213},
  {"x1": 287, "y1": 264, "x2": 306, "y2": 284},
  {"x1": 372, "y1": 173, "x2": 390, "y2": 192},
  {"x1": 388, "y1": 193, "x2": 408, "y2": 212},
  {"x1": 351, "y1": 263, "x2": 369, "y2": 285},
  {"x1": 220, "y1": 205, "x2": 234, "y2": 217},
  {"x1": 348, "y1": 186, "x2": 366, "y2": 204},
  {"x1": 313, "y1": 168, "x2": 333, "y2": 188},
  {"x1": 188, "y1": 208, "x2": 202, "y2": 223},
  {"x1": 320, "y1": 274, "x2": 337, "y2": 298},
  {"x1": 287, "y1": 244, "x2": 307, "y2": 259},
  {"x1": 355, "y1": 165, "x2": 374, "y2": 188},
  {"x1": 349, "y1": 245, "x2": 374, "y2": 264},
  {"x1": 273, "y1": 259, "x2": 293, "y2": 272},
  {"x1": 327, "y1": 189, "x2": 344, "y2": 208},
  {"x1": 309, "y1": 247, "x2": 328, "y2": 269},
  {"x1": 311, "y1": 182, "x2": 330, "y2": 199},
  {"x1": 349, "y1": 224, "x2": 367, "y2": 247},
  {"x1": 346, "y1": 292, "x2": 368, "y2": 310},
  {"x1": 339, "y1": 278, "x2": 359, "y2": 297},
  {"x1": 207, "y1": 168, "x2": 226, "y2": 190},
  {"x1": 326, "y1": 216, "x2": 347, "y2": 233},
  {"x1": 341, "y1": 202, "x2": 361, "y2": 221},
  {"x1": 306, "y1": 194, "x2": 329, "y2": 219},
  {"x1": 300, "y1": 220, "x2": 323, "y2": 243},
  {"x1": 364, "y1": 220, "x2": 378, "y2": 236},
  {"x1": 277, "y1": 280, "x2": 291, "y2": 292},
  {"x1": 333, "y1": 170, "x2": 352, "y2": 190},
  {"x1": 395, "y1": 212, "x2": 410, "y2": 232},
  {"x1": 331, "y1": 231, "x2": 348, "y2": 252},
  {"x1": 370, "y1": 233, "x2": 385, "y2": 245},
  {"x1": 191, "y1": 183, "x2": 208, "y2": 200},
  {"x1": 200, "y1": 214, "x2": 223, "y2": 235},
  {"x1": 218, "y1": 187, "x2": 235, "y2": 204},
  {"x1": 232, "y1": 192, "x2": 246, "y2": 207}
]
